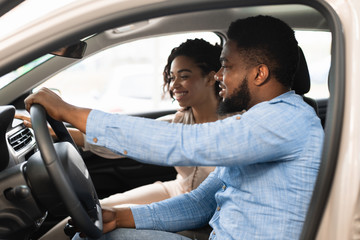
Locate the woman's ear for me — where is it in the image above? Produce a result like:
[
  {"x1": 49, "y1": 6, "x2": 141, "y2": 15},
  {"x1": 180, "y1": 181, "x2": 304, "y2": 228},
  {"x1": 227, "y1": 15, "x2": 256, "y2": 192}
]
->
[
  {"x1": 206, "y1": 71, "x2": 217, "y2": 86},
  {"x1": 253, "y1": 64, "x2": 269, "y2": 86}
]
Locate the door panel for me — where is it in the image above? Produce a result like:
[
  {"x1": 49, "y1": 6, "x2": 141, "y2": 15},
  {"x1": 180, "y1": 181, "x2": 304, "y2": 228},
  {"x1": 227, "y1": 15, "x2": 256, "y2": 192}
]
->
[{"x1": 84, "y1": 153, "x2": 177, "y2": 199}]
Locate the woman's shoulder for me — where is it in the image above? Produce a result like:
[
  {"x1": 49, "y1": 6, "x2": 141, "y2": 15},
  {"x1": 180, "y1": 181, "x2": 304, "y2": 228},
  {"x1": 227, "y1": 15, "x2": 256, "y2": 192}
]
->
[
  {"x1": 173, "y1": 108, "x2": 194, "y2": 124},
  {"x1": 155, "y1": 108, "x2": 192, "y2": 123},
  {"x1": 156, "y1": 114, "x2": 175, "y2": 123}
]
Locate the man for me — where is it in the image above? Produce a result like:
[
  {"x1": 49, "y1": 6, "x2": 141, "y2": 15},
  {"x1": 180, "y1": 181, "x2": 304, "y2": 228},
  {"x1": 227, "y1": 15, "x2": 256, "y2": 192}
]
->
[{"x1": 25, "y1": 15, "x2": 324, "y2": 240}]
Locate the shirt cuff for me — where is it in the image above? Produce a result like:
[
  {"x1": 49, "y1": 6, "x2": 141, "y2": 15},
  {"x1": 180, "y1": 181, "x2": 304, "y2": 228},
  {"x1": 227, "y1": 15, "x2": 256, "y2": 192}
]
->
[
  {"x1": 85, "y1": 109, "x2": 109, "y2": 146},
  {"x1": 130, "y1": 205, "x2": 154, "y2": 229}
]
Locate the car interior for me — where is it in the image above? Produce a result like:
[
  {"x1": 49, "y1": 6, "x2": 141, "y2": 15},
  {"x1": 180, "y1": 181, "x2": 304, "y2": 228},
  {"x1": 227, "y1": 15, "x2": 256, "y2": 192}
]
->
[{"x1": 0, "y1": 1, "x2": 344, "y2": 239}]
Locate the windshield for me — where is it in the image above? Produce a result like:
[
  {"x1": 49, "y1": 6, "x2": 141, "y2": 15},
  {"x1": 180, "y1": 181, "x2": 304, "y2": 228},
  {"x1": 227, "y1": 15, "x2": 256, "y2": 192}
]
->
[
  {"x1": 0, "y1": 0, "x2": 78, "y2": 88},
  {"x1": 0, "y1": 54, "x2": 53, "y2": 89}
]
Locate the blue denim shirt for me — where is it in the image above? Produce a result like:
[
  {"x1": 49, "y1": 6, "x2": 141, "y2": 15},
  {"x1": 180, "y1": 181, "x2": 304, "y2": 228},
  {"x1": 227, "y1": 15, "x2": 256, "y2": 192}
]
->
[{"x1": 86, "y1": 91, "x2": 324, "y2": 240}]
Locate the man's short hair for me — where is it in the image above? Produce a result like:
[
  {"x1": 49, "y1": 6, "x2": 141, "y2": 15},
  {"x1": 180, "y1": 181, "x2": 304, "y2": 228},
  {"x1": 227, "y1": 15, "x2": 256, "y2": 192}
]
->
[{"x1": 227, "y1": 15, "x2": 299, "y2": 88}]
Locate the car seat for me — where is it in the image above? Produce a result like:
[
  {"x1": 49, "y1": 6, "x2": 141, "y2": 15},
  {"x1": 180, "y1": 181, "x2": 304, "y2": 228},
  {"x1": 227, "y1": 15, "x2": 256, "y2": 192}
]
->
[{"x1": 291, "y1": 47, "x2": 319, "y2": 115}]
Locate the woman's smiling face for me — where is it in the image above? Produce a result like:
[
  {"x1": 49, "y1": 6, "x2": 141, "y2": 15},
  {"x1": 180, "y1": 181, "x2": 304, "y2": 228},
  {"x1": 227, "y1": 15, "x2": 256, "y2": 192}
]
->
[{"x1": 169, "y1": 55, "x2": 213, "y2": 108}]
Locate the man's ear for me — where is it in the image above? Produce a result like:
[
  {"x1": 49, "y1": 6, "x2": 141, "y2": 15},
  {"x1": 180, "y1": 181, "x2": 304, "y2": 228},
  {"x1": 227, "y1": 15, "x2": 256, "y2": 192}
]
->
[
  {"x1": 253, "y1": 64, "x2": 269, "y2": 86},
  {"x1": 206, "y1": 71, "x2": 217, "y2": 86}
]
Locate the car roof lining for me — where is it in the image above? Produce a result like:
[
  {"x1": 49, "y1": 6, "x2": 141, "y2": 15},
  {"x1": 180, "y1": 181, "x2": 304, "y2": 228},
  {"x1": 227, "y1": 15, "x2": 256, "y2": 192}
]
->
[
  {"x1": 0, "y1": 3, "x2": 329, "y2": 105},
  {"x1": 0, "y1": 2, "x2": 329, "y2": 79},
  {"x1": 101, "y1": 4, "x2": 328, "y2": 46}
]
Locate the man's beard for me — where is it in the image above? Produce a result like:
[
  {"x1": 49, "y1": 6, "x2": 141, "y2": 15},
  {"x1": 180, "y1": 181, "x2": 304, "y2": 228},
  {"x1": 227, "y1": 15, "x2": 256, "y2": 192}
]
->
[{"x1": 217, "y1": 77, "x2": 251, "y2": 116}]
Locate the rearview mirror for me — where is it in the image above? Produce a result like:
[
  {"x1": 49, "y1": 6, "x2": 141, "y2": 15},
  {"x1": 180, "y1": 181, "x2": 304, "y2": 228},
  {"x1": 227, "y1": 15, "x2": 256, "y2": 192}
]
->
[{"x1": 50, "y1": 41, "x2": 87, "y2": 59}]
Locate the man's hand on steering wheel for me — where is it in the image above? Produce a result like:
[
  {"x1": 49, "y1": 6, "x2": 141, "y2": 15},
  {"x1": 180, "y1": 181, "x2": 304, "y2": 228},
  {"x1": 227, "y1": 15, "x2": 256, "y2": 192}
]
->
[{"x1": 25, "y1": 87, "x2": 91, "y2": 134}]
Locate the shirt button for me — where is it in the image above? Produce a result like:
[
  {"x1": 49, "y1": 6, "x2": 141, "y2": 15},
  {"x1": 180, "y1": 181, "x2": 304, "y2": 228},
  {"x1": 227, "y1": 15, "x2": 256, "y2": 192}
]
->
[
  {"x1": 213, "y1": 231, "x2": 216, "y2": 235},
  {"x1": 93, "y1": 137, "x2": 98, "y2": 143},
  {"x1": 123, "y1": 150, "x2": 128, "y2": 155},
  {"x1": 217, "y1": 206, "x2": 221, "y2": 211},
  {"x1": 222, "y1": 185, "x2": 226, "y2": 190},
  {"x1": 236, "y1": 116, "x2": 241, "y2": 120}
]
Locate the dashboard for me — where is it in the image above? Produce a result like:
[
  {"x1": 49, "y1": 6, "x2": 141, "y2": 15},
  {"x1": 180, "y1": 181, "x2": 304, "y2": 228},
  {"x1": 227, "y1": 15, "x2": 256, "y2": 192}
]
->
[
  {"x1": 0, "y1": 106, "x2": 47, "y2": 238},
  {"x1": 0, "y1": 105, "x2": 101, "y2": 239}
]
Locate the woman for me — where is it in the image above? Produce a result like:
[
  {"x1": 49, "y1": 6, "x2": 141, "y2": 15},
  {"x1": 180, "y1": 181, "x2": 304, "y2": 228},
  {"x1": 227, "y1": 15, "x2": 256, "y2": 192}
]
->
[
  {"x1": 100, "y1": 38, "x2": 222, "y2": 205},
  {"x1": 32, "y1": 38, "x2": 223, "y2": 239}
]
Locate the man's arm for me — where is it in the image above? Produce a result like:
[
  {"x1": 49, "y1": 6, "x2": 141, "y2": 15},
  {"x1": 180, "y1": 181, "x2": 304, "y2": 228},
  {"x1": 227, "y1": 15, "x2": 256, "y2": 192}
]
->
[
  {"x1": 89, "y1": 171, "x2": 220, "y2": 235},
  {"x1": 130, "y1": 171, "x2": 221, "y2": 232},
  {"x1": 82, "y1": 171, "x2": 220, "y2": 236},
  {"x1": 24, "y1": 87, "x2": 90, "y2": 133},
  {"x1": 26, "y1": 88, "x2": 318, "y2": 168}
]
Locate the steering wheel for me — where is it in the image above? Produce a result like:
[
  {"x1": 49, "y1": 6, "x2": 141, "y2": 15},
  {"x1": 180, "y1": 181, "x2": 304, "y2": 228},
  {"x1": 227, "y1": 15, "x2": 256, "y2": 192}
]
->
[{"x1": 29, "y1": 104, "x2": 102, "y2": 238}]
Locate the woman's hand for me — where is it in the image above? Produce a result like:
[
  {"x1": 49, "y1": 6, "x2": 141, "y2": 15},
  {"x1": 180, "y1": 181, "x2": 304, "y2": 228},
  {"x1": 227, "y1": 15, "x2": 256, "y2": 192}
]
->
[
  {"x1": 14, "y1": 114, "x2": 32, "y2": 128},
  {"x1": 14, "y1": 113, "x2": 57, "y2": 138}
]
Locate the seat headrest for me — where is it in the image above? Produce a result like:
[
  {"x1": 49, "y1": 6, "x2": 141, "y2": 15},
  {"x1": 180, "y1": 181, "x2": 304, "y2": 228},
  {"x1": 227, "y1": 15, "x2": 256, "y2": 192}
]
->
[{"x1": 292, "y1": 47, "x2": 310, "y2": 95}]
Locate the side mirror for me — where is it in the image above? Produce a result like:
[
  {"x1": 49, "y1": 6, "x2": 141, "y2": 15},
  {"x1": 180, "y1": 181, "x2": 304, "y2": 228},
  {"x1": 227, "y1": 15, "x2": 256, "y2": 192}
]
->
[{"x1": 51, "y1": 41, "x2": 87, "y2": 59}]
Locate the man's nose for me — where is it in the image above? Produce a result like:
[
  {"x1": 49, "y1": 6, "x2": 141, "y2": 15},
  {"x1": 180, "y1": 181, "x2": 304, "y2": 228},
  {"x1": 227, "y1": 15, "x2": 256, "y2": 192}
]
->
[{"x1": 214, "y1": 71, "x2": 222, "y2": 81}]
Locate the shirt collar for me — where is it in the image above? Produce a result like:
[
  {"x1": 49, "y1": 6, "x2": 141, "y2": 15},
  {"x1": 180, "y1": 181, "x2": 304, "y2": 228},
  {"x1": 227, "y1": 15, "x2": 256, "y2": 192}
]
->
[{"x1": 268, "y1": 90, "x2": 297, "y2": 104}]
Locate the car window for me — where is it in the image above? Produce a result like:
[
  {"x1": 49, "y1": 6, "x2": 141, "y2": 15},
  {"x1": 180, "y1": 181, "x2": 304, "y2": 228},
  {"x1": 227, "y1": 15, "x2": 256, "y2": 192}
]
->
[
  {"x1": 35, "y1": 30, "x2": 330, "y2": 115},
  {"x1": 296, "y1": 30, "x2": 331, "y2": 99},
  {"x1": 36, "y1": 32, "x2": 222, "y2": 114}
]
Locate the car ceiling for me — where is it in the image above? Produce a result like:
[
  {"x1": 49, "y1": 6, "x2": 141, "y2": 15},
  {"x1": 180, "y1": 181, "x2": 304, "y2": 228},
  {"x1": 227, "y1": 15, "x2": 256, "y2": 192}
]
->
[
  {"x1": 89, "y1": 4, "x2": 327, "y2": 55},
  {"x1": 0, "y1": 2, "x2": 328, "y2": 105}
]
